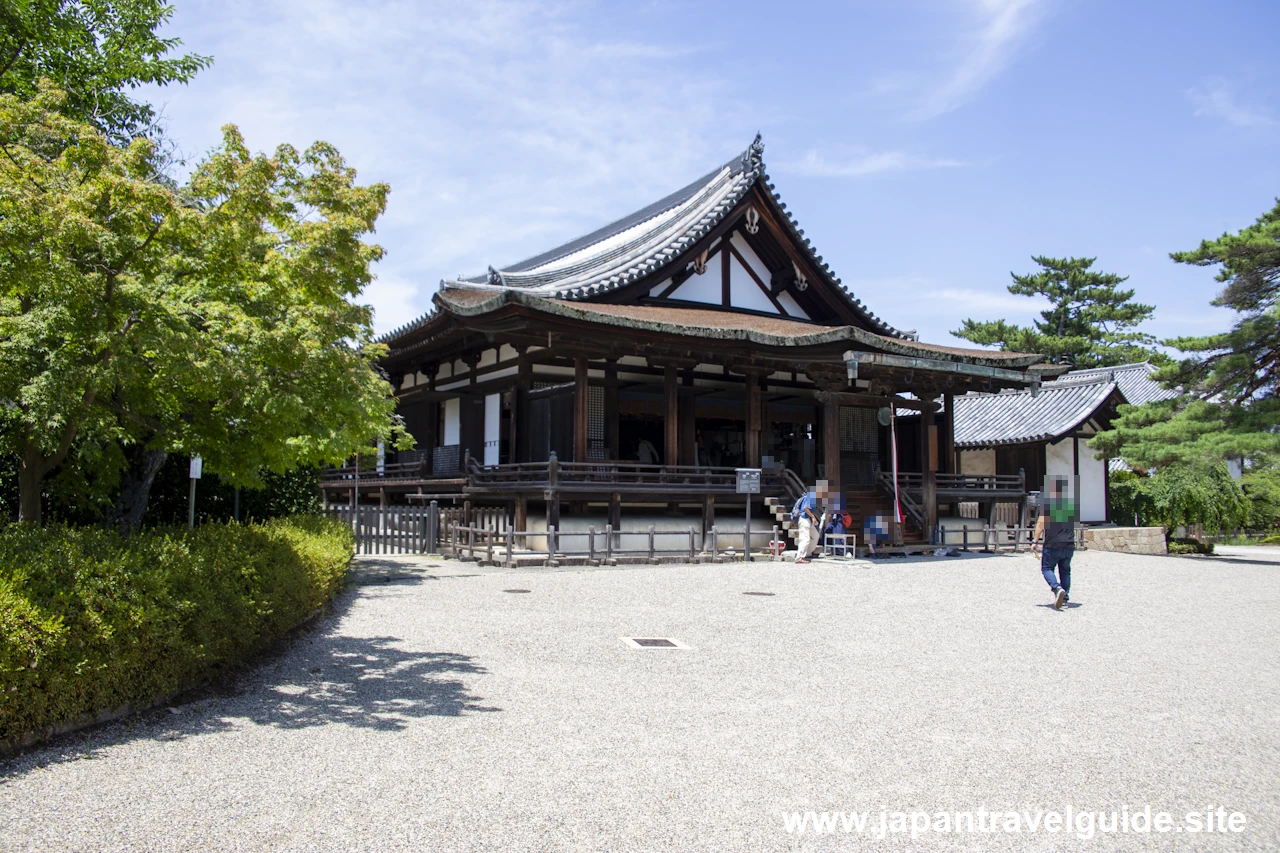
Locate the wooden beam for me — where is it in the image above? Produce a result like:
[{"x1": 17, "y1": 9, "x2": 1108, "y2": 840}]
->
[
  {"x1": 574, "y1": 357, "x2": 589, "y2": 463},
  {"x1": 664, "y1": 364, "x2": 678, "y2": 467},
  {"x1": 721, "y1": 239, "x2": 731, "y2": 306},
  {"x1": 813, "y1": 390, "x2": 938, "y2": 411}
]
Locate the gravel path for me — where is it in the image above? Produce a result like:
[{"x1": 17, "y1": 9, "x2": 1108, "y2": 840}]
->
[{"x1": 3, "y1": 548, "x2": 1278, "y2": 851}]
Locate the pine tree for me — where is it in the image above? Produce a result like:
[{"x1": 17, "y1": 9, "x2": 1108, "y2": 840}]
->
[
  {"x1": 1091, "y1": 199, "x2": 1280, "y2": 468},
  {"x1": 953, "y1": 255, "x2": 1159, "y2": 367}
]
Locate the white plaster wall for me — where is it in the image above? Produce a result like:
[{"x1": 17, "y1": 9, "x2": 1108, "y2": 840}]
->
[
  {"x1": 776, "y1": 291, "x2": 810, "y2": 319},
  {"x1": 668, "y1": 250, "x2": 722, "y2": 304},
  {"x1": 484, "y1": 393, "x2": 501, "y2": 465},
  {"x1": 729, "y1": 256, "x2": 778, "y2": 313},
  {"x1": 1045, "y1": 438, "x2": 1073, "y2": 478},
  {"x1": 443, "y1": 398, "x2": 460, "y2": 446},
  {"x1": 1046, "y1": 437, "x2": 1107, "y2": 522},
  {"x1": 959, "y1": 448, "x2": 996, "y2": 476},
  {"x1": 1079, "y1": 445, "x2": 1107, "y2": 522}
]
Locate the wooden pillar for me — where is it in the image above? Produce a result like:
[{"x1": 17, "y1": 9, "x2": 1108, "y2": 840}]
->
[
  {"x1": 922, "y1": 397, "x2": 938, "y2": 542},
  {"x1": 515, "y1": 494, "x2": 528, "y2": 531},
  {"x1": 608, "y1": 492, "x2": 622, "y2": 531},
  {"x1": 663, "y1": 364, "x2": 678, "y2": 467},
  {"x1": 941, "y1": 392, "x2": 955, "y2": 475},
  {"x1": 1073, "y1": 434, "x2": 1080, "y2": 475},
  {"x1": 679, "y1": 368, "x2": 696, "y2": 466},
  {"x1": 746, "y1": 372, "x2": 762, "y2": 468},
  {"x1": 605, "y1": 359, "x2": 619, "y2": 460},
  {"x1": 574, "y1": 357, "x2": 589, "y2": 463},
  {"x1": 514, "y1": 349, "x2": 531, "y2": 463},
  {"x1": 821, "y1": 399, "x2": 841, "y2": 489}
]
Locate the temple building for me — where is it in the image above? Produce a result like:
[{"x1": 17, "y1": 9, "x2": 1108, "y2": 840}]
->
[{"x1": 321, "y1": 136, "x2": 1065, "y2": 543}]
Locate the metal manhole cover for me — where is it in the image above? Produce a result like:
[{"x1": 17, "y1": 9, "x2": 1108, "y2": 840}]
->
[
  {"x1": 620, "y1": 637, "x2": 690, "y2": 649},
  {"x1": 503, "y1": 589, "x2": 532, "y2": 594},
  {"x1": 742, "y1": 591, "x2": 776, "y2": 596}
]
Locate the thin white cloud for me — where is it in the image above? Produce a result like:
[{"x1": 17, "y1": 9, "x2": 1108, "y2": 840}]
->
[
  {"x1": 147, "y1": 0, "x2": 746, "y2": 335},
  {"x1": 924, "y1": 286, "x2": 1049, "y2": 316},
  {"x1": 1187, "y1": 78, "x2": 1276, "y2": 128},
  {"x1": 784, "y1": 149, "x2": 966, "y2": 178},
  {"x1": 908, "y1": 0, "x2": 1048, "y2": 121}
]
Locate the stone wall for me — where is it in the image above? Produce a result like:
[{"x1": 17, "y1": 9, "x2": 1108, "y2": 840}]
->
[{"x1": 1082, "y1": 526, "x2": 1167, "y2": 555}]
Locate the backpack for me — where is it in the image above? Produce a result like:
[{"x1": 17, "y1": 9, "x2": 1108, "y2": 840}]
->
[{"x1": 790, "y1": 494, "x2": 807, "y2": 522}]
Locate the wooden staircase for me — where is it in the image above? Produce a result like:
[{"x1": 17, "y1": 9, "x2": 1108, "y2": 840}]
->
[{"x1": 763, "y1": 488, "x2": 925, "y2": 545}]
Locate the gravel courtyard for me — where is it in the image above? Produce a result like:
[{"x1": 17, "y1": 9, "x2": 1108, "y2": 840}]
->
[{"x1": 3, "y1": 547, "x2": 1278, "y2": 852}]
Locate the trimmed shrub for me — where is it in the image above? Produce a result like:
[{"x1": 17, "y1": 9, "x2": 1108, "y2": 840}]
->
[
  {"x1": 1261, "y1": 534, "x2": 1280, "y2": 545},
  {"x1": 1167, "y1": 538, "x2": 1214, "y2": 555},
  {"x1": 0, "y1": 516, "x2": 353, "y2": 744}
]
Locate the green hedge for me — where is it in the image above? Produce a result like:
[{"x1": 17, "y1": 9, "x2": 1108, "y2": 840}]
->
[
  {"x1": 0, "y1": 516, "x2": 353, "y2": 744},
  {"x1": 1167, "y1": 537, "x2": 1214, "y2": 555}
]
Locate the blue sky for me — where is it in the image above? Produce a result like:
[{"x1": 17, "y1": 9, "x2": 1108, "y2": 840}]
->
[{"x1": 144, "y1": 0, "x2": 1279, "y2": 347}]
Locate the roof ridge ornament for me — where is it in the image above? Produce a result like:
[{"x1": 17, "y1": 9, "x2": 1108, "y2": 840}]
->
[
  {"x1": 487, "y1": 265, "x2": 505, "y2": 286},
  {"x1": 743, "y1": 132, "x2": 764, "y2": 173}
]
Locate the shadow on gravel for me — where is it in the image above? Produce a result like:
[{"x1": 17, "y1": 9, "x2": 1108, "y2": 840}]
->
[
  {"x1": 251, "y1": 636, "x2": 500, "y2": 731},
  {"x1": 2, "y1": 576, "x2": 498, "y2": 778}
]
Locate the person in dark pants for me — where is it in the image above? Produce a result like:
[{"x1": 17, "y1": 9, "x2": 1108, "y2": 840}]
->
[{"x1": 1031, "y1": 475, "x2": 1079, "y2": 610}]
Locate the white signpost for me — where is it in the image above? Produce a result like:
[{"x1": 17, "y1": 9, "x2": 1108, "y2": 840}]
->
[
  {"x1": 736, "y1": 468, "x2": 761, "y2": 562},
  {"x1": 188, "y1": 456, "x2": 203, "y2": 530}
]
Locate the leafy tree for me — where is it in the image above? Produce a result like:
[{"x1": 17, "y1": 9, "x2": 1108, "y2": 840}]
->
[
  {"x1": 1107, "y1": 462, "x2": 1248, "y2": 535},
  {"x1": 0, "y1": 84, "x2": 404, "y2": 525},
  {"x1": 1239, "y1": 459, "x2": 1280, "y2": 531},
  {"x1": 0, "y1": 0, "x2": 209, "y2": 140},
  {"x1": 953, "y1": 255, "x2": 1160, "y2": 367},
  {"x1": 1092, "y1": 200, "x2": 1280, "y2": 468}
]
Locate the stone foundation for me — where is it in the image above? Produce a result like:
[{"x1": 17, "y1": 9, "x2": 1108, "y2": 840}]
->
[{"x1": 1082, "y1": 526, "x2": 1167, "y2": 555}]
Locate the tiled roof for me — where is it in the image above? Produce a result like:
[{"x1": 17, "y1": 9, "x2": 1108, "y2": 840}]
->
[
  {"x1": 380, "y1": 135, "x2": 905, "y2": 345},
  {"x1": 1048, "y1": 362, "x2": 1180, "y2": 406},
  {"x1": 429, "y1": 289, "x2": 1051, "y2": 368},
  {"x1": 953, "y1": 378, "x2": 1121, "y2": 448}
]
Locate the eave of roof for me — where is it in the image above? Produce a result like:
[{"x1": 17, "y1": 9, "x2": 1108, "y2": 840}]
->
[
  {"x1": 953, "y1": 379, "x2": 1124, "y2": 448},
  {"x1": 421, "y1": 288, "x2": 1050, "y2": 368}
]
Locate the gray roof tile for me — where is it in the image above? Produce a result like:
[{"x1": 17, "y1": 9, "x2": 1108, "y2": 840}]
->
[{"x1": 953, "y1": 378, "x2": 1121, "y2": 448}]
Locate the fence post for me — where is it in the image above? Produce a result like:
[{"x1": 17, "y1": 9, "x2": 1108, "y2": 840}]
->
[
  {"x1": 547, "y1": 525, "x2": 558, "y2": 568},
  {"x1": 648, "y1": 524, "x2": 656, "y2": 563},
  {"x1": 772, "y1": 524, "x2": 779, "y2": 562},
  {"x1": 962, "y1": 524, "x2": 969, "y2": 552},
  {"x1": 605, "y1": 524, "x2": 613, "y2": 563},
  {"x1": 589, "y1": 526, "x2": 597, "y2": 564},
  {"x1": 688, "y1": 526, "x2": 695, "y2": 562},
  {"x1": 710, "y1": 526, "x2": 718, "y2": 561},
  {"x1": 506, "y1": 527, "x2": 514, "y2": 566},
  {"x1": 428, "y1": 501, "x2": 439, "y2": 554}
]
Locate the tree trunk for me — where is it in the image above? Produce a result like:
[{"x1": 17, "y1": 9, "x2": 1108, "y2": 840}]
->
[
  {"x1": 18, "y1": 443, "x2": 43, "y2": 523},
  {"x1": 105, "y1": 448, "x2": 169, "y2": 534}
]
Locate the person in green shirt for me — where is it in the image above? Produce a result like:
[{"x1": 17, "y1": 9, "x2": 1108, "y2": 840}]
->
[{"x1": 1031, "y1": 475, "x2": 1079, "y2": 610}]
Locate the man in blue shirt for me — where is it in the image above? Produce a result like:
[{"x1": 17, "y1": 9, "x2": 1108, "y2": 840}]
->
[{"x1": 794, "y1": 480, "x2": 828, "y2": 563}]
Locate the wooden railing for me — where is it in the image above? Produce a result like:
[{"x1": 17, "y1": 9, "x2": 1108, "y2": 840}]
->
[
  {"x1": 468, "y1": 456, "x2": 801, "y2": 495},
  {"x1": 876, "y1": 470, "x2": 1026, "y2": 495}
]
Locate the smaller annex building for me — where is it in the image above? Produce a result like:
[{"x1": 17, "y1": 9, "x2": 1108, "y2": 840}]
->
[{"x1": 951, "y1": 362, "x2": 1179, "y2": 523}]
